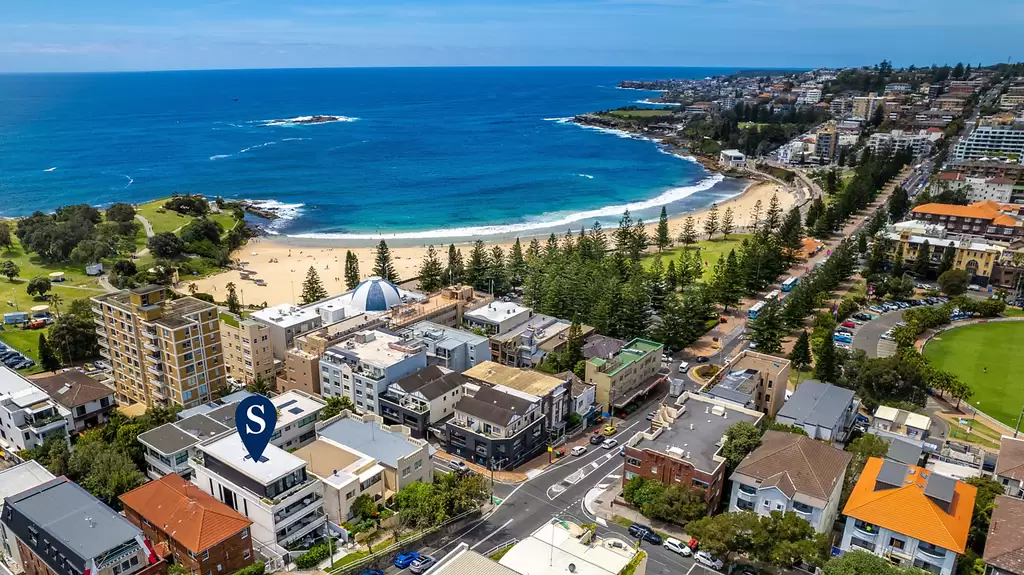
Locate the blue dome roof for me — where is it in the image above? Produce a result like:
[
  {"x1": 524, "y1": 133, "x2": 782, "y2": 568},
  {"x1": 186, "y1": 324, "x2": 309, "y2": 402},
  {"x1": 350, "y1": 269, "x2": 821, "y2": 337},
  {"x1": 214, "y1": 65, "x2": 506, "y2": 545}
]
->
[{"x1": 350, "y1": 277, "x2": 402, "y2": 312}]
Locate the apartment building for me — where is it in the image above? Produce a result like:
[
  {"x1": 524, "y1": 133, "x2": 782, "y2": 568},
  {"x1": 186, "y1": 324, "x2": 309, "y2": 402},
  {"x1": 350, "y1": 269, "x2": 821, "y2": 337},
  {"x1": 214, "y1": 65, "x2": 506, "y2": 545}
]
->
[
  {"x1": 881, "y1": 225, "x2": 1005, "y2": 286},
  {"x1": 191, "y1": 433, "x2": 327, "y2": 549},
  {"x1": 0, "y1": 462, "x2": 56, "y2": 574},
  {"x1": 488, "y1": 314, "x2": 587, "y2": 368},
  {"x1": 219, "y1": 313, "x2": 275, "y2": 386},
  {"x1": 0, "y1": 367, "x2": 71, "y2": 452},
  {"x1": 774, "y1": 380, "x2": 858, "y2": 442},
  {"x1": 867, "y1": 129, "x2": 936, "y2": 157},
  {"x1": 445, "y1": 384, "x2": 547, "y2": 469},
  {"x1": 319, "y1": 330, "x2": 427, "y2": 414},
  {"x1": 994, "y1": 435, "x2": 1024, "y2": 498},
  {"x1": 398, "y1": 321, "x2": 489, "y2": 372},
  {"x1": 913, "y1": 109, "x2": 956, "y2": 128},
  {"x1": 909, "y1": 201, "x2": 1024, "y2": 241},
  {"x1": 704, "y1": 351, "x2": 790, "y2": 417},
  {"x1": 3, "y1": 478, "x2": 165, "y2": 575},
  {"x1": 464, "y1": 362, "x2": 570, "y2": 432},
  {"x1": 840, "y1": 459, "x2": 976, "y2": 575},
  {"x1": 120, "y1": 474, "x2": 254, "y2": 575},
  {"x1": 585, "y1": 338, "x2": 663, "y2": 412},
  {"x1": 963, "y1": 177, "x2": 1017, "y2": 204},
  {"x1": 728, "y1": 431, "x2": 852, "y2": 533},
  {"x1": 463, "y1": 301, "x2": 533, "y2": 335},
  {"x1": 934, "y1": 97, "x2": 967, "y2": 113},
  {"x1": 379, "y1": 366, "x2": 471, "y2": 438},
  {"x1": 947, "y1": 159, "x2": 1024, "y2": 186},
  {"x1": 294, "y1": 412, "x2": 432, "y2": 523},
  {"x1": 815, "y1": 124, "x2": 836, "y2": 161},
  {"x1": 953, "y1": 126, "x2": 1024, "y2": 161},
  {"x1": 31, "y1": 371, "x2": 115, "y2": 434},
  {"x1": 853, "y1": 92, "x2": 886, "y2": 119},
  {"x1": 91, "y1": 286, "x2": 225, "y2": 408},
  {"x1": 623, "y1": 393, "x2": 763, "y2": 514}
]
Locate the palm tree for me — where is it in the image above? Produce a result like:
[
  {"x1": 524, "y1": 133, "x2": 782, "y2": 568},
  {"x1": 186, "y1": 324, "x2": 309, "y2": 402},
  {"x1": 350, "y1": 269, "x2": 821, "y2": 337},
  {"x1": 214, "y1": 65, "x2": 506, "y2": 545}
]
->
[
  {"x1": 188, "y1": 283, "x2": 198, "y2": 295},
  {"x1": 245, "y1": 374, "x2": 273, "y2": 396},
  {"x1": 49, "y1": 293, "x2": 63, "y2": 319}
]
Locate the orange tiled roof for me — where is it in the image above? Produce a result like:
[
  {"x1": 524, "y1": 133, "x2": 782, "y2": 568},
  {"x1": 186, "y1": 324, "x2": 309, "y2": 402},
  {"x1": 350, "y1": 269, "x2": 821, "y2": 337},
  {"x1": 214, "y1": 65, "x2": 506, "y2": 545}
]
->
[
  {"x1": 911, "y1": 200, "x2": 1020, "y2": 225},
  {"x1": 843, "y1": 458, "x2": 975, "y2": 553},
  {"x1": 119, "y1": 474, "x2": 252, "y2": 554}
]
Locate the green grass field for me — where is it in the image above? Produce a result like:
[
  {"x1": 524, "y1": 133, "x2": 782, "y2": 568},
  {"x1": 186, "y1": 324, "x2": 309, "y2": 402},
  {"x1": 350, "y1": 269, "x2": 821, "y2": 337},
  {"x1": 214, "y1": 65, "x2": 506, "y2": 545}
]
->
[
  {"x1": 0, "y1": 239, "x2": 102, "y2": 289},
  {"x1": 924, "y1": 322, "x2": 1024, "y2": 428},
  {"x1": 641, "y1": 235, "x2": 750, "y2": 282}
]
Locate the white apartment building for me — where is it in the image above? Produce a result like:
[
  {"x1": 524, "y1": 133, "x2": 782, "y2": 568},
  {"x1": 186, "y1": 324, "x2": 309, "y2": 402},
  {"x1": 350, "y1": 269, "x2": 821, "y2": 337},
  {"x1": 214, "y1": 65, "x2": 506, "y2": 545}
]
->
[
  {"x1": 0, "y1": 366, "x2": 71, "y2": 452},
  {"x1": 964, "y1": 177, "x2": 1016, "y2": 203},
  {"x1": 868, "y1": 130, "x2": 934, "y2": 157},
  {"x1": 250, "y1": 304, "x2": 323, "y2": 360},
  {"x1": 0, "y1": 461, "x2": 56, "y2": 574},
  {"x1": 463, "y1": 301, "x2": 533, "y2": 335},
  {"x1": 191, "y1": 433, "x2": 327, "y2": 549},
  {"x1": 953, "y1": 126, "x2": 1024, "y2": 161},
  {"x1": 319, "y1": 330, "x2": 427, "y2": 414},
  {"x1": 398, "y1": 321, "x2": 489, "y2": 372}
]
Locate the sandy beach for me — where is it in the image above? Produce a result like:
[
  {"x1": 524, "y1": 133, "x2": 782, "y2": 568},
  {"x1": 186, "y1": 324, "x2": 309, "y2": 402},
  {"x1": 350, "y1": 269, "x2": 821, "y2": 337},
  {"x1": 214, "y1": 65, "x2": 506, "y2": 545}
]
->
[{"x1": 185, "y1": 180, "x2": 796, "y2": 307}]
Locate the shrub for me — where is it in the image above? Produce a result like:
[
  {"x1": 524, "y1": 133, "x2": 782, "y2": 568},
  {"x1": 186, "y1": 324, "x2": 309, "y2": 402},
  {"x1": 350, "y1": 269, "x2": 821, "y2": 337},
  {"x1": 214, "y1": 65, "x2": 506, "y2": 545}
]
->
[
  {"x1": 295, "y1": 542, "x2": 331, "y2": 569},
  {"x1": 231, "y1": 562, "x2": 265, "y2": 575}
]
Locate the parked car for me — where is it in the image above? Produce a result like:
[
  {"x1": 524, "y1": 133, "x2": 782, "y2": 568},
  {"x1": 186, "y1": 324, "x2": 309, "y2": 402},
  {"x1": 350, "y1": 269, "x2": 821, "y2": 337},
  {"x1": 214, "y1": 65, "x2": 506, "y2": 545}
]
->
[
  {"x1": 448, "y1": 459, "x2": 470, "y2": 473},
  {"x1": 619, "y1": 446, "x2": 627, "y2": 456},
  {"x1": 571, "y1": 445, "x2": 587, "y2": 456},
  {"x1": 694, "y1": 550, "x2": 724, "y2": 570},
  {"x1": 590, "y1": 434, "x2": 606, "y2": 445},
  {"x1": 394, "y1": 552, "x2": 420, "y2": 568},
  {"x1": 833, "y1": 334, "x2": 852, "y2": 343},
  {"x1": 968, "y1": 284, "x2": 983, "y2": 291},
  {"x1": 602, "y1": 439, "x2": 619, "y2": 450},
  {"x1": 663, "y1": 537, "x2": 692, "y2": 556},
  {"x1": 841, "y1": 320, "x2": 856, "y2": 329},
  {"x1": 646, "y1": 411, "x2": 658, "y2": 421},
  {"x1": 410, "y1": 556, "x2": 437, "y2": 574},
  {"x1": 695, "y1": 356, "x2": 710, "y2": 363},
  {"x1": 359, "y1": 570, "x2": 384, "y2": 575},
  {"x1": 678, "y1": 361, "x2": 690, "y2": 371},
  {"x1": 868, "y1": 306, "x2": 884, "y2": 313},
  {"x1": 835, "y1": 327, "x2": 854, "y2": 335},
  {"x1": 627, "y1": 523, "x2": 661, "y2": 545},
  {"x1": 602, "y1": 425, "x2": 617, "y2": 436}
]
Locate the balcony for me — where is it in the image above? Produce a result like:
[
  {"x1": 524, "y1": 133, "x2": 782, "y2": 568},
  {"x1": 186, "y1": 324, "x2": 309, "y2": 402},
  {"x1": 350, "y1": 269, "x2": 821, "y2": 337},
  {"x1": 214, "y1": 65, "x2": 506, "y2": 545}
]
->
[
  {"x1": 99, "y1": 349, "x2": 111, "y2": 359},
  {"x1": 916, "y1": 545, "x2": 947, "y2": 561},
  {"x1": 144, "y1": 341, "x2": 160, "y2": 353},
  {"x1": 144, "y1": 354, "x2": 162, "y2": 367},
  {"x1": 28, "y1": 414, "x2": 67, "y2": 434},
  {"x1": 275, "y1": 492, "x2": 324, "y2": 527},
  {"x1": 278, "y1": 508, "x2": 326, "y2": 547},
  {"x1": 737, "y1": 484, "x2": 757, "y2": 498},
  {"x1": 147, "y1": 364, "x2": 163, "y2": 376},
  {"x1": 93, "y1": 316, "x2": 106, "y2": 326},
  {"x1": 91, "y1": 305, "x2": 103, "y2": 315},
  {"x1": 96, "y1": 327, "x2": 108, "y2": 337},
  {"x1": 142, "y1": 329, "x2": 158, "y2": 340},
  {"x1": 97, "y1": 339, "x2": 109, "y2": 349}
]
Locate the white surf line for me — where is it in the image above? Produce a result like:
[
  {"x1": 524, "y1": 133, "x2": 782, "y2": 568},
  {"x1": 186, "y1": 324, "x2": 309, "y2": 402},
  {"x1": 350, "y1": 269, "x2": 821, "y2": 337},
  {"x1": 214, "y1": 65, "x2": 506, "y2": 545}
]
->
[{"x1": 469, "y1": 518, "x2": 514, "y2": 551}]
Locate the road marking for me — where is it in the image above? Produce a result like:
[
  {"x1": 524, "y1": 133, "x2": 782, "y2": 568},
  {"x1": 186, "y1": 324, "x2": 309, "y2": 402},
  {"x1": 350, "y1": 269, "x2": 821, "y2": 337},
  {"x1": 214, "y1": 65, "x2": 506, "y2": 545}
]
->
[{"x1": 469, "y1": 518, "x2": 514, "y2": 550}]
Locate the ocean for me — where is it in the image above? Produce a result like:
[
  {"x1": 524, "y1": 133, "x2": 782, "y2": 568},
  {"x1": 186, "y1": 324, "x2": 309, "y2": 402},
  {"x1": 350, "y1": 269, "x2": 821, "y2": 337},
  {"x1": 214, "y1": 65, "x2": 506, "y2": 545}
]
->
[{"x1": 0, "y1": 67, "x2": 747, "y2": 240}]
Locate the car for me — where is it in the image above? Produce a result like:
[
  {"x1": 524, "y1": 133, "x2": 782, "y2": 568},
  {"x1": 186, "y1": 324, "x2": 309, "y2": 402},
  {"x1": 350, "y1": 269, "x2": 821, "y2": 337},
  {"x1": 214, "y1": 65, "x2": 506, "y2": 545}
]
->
[
  {"x1": 646, "y1": 410, "x2": 658, "y2": 421},
  {"x1": 694, "y1": 550, "x2": 724, "y2": 570},
  {"x1": 833, "y1": 334, "x2": 852, "y2": 343},
  {"x1": 868, "y1": 306, "x2": 884, "y2": 313},
  {"x1": 678, "y1": 361, "x2": 690, "y2": 371},
  {"x1": 619, "y1": 446, "x2": 626, "y2": 456},
  {"x1": 602, "y1": 425, "x2": 617, "y2": 436},
  {"x1": 841, "y1": 321, "x2": 856, "y2": 328},
  {"x1": 968, "y1": 284, "x2": 983, "y2": 291},
  {"x1": 695, "y1": 356, "x2": 710, "y2": 363},
  {"x1": 571, "y1": 445, "x2": 587, "y2": 456},
  {"x1": 663, "y1": 537, "x2": 692, "y2": 556},
  {"x1": 448, "y1": 459, "x2": 470, "y2": 473},
  {"x1": 359, "y1": 570, "x2": 384, "y2": 575},
  {"x1": 661, "y1": 354, "x2": 672, "y2": 363},
  {"x1": 394, "y1": 552, "x2": 420, "y2": 568},
  {"x1": 602, "y1": 439, "x2": 618, "y2": 450},
  {"x1": 590, "y1": 433, "x2": 606, "y2": 445},
  {"x1": 410, "y1": 555, "x2": 437, "y2": 574},
  {"x1": 627, "y1": 523, "x2": 662, "y2": 545},
  {"x1": 835, "y1": 327, "x2": 853, "y2": 335},
  {"x1": 836, "y1": 343, "x2": 852, "y2": 350}
]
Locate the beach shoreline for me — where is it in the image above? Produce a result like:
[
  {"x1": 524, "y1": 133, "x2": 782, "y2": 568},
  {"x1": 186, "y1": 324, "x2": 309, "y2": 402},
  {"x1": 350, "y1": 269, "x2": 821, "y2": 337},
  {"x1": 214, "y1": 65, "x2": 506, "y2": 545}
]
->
[{"x1": 186, "y1": 177, "x2": 796, "y2": 306}]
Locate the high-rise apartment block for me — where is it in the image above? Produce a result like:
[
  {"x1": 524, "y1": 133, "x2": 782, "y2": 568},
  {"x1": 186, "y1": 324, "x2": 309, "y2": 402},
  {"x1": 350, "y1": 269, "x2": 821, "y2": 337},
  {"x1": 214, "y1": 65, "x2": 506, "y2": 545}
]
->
[
  {"x1": 220, "y1": 312, "x2": 275, "y2": 385},
  {"x1": 91, "y1": 286, "x2": 225, "y2": 408}
]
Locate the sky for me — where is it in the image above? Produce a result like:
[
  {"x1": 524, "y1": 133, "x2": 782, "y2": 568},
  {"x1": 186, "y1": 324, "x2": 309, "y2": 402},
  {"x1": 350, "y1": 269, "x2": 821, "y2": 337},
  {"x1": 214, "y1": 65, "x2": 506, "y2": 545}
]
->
[{"x1": 1, "y1": 0, "x2": 1023, "y2": 73}]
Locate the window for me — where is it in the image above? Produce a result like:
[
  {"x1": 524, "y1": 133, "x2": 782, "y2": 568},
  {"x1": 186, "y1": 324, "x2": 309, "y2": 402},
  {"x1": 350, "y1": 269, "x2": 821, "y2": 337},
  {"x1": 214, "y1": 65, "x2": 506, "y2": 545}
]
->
[
  {"x1": 243, "y1": 550, "x2": 251, "y2": 560},
  {"x1": 889, "y1": 537, "x2": 905, "y2": 550},
  {"x1": 792, "y1": 501, "x2": 813, "y2": 514},
  {"x1": 201, "y1": 551, "x2": 209, "y2": 560},
  {"x1": 402, "y1": 467, "x2": 411, "y2": 478},
  {"x1": 626, "y1": 457, "x2": 641, "y2": 467},
  {"x1": 414, "y1": 460, "x2": 423, "y2": 470},
  {"x1": 240, "y1": 528, "x2": 249, "y2": 539}
]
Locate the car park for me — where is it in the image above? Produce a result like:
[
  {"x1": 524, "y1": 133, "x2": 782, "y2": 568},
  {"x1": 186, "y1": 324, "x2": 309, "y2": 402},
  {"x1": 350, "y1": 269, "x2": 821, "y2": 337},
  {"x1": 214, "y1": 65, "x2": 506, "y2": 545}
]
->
[
  {"x1": 841, "y1": 320, "x2": 856, "y2": 329},
  {"x1": 663, "y1": 537, "x2": 692, "y2": 556},
  {"x1": 410, "y1": 556, "x2": 436, "y2": 574},
  {"x1": 571, "y1": 445, "x2": 587, "y2": 456},
  {"x1": 694, "y1": 550, "x2": 724, "y2": 570},
  {"x1": 836, "y1": 327, "x2": 854, "y2": 335},
  {"x1": 394, "y1": 552, "x2": 420, "y2": 568},
  {"x1": 833, "y1": 333, "x2": 852, "y2": 343},
  {"x1": 868, "y1": 306, "x2": 884, "y2": 313}
]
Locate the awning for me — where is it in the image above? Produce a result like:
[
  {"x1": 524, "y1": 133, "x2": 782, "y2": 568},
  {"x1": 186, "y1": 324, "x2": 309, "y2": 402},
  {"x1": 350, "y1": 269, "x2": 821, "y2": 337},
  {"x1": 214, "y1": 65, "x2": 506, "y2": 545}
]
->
[{"x1": 612, "y1": 376, "x2": 666, "y2": 408}]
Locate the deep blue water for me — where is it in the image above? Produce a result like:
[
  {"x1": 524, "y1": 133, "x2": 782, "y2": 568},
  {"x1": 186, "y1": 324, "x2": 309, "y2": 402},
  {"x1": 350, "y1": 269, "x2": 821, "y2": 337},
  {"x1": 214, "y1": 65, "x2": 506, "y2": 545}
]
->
[{"x1": 0, "y1": 67, "x2": 744, "y2": 239}]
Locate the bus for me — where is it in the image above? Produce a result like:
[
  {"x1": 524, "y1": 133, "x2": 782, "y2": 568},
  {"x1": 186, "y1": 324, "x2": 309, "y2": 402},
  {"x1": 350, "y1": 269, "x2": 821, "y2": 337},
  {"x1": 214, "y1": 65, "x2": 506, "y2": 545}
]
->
[
  {"x1": 748, "y1": 301, "x2": 766, "y2": 320},
  {"x1": 765, "y1": 290, "x2": 781, "y2": 302},
  {"x1": 781, "y1": 277, "x2": 800, "y2": 292}
]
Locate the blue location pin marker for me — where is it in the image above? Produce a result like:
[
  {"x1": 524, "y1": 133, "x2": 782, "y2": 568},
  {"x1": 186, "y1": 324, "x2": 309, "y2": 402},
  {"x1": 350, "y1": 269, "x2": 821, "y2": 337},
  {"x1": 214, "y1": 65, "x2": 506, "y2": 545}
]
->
[{"x1": 236, "y1": 395, "x2": 277, "y2": 463}]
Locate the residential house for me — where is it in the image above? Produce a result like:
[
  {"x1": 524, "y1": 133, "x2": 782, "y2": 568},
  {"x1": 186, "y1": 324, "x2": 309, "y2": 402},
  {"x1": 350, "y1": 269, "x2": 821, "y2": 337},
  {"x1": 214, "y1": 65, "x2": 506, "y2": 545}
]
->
[
  {"x1": 445, "y1": 384, "x2": 546, "y2": 469},
  {"x1": 585, "y1": 339, "x2": 664, "y2": 412},
  {"x1": 719, "y1": 149, "x2": 746, "y2": 167},
  {"x1": 120, "y1": 474, "x2": 254, "y2": 575},
  {"x1": 840, "y1": 459, "x2": 976, "y2": 575},
  {"x1": 870, "y1": 406, "x2": 933, "y2": 442},
  {"x1": 623, "y1": 392, "x2": 764, "y2": 514},
  {"x1": 983, "y1": 496, "x2": 1024, "y2": 575},
  {"x1": 774, "y1": 380, "x2": 858, "y2": 442},
  {"x1": 30, "y1": 370, "x2": 114, "y2": 434},
  {"x1": 3, "y1": 478, "x2": 165, "y2": 575},
  {"x1": 995, "y1": 435, "x2": 1024, "y2": 498},
  {"x1": 318, "y1": 330, "x2": 427, "y2": 415},
  {"x1": 555, "y1": 372, "x2": 597, "y2": 422},
  {"x1": 487, "y1": 314, "x2": 592, "y2": 368},
  {"x1": 581, "y1": 335, "x2": 625, "y2": 360},
  {"x1": 378, "y1": 365, "x2": 471, "y2": 438},
  {"x1": 0, "y1": 367, "x2": 71, "y2": 453},
  {"x1": 728, "y1": 431, "x2": 852, "y2": 533},
  {"x1": 463, "y1": 362, "x2": 570, "y2": 433},
  {"x1": 0, "y1": 462, "x2": 56, "y2": 574},
  {"x1": 462, "y1": 302, "x2": 533, "y2": 336},
  {"x1": 703, "y1": 351, "x2": 790, "y2": 417},
  {"x1": 190, "y1": 433, "x2": 327, "y2": 549}
]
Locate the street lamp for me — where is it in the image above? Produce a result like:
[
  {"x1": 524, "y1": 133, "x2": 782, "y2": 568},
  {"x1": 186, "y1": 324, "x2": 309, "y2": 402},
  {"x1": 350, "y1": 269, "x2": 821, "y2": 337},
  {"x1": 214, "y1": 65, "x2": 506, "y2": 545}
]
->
[{"x1": 969, "y1": 401, "x2": 981, "y2": 433}]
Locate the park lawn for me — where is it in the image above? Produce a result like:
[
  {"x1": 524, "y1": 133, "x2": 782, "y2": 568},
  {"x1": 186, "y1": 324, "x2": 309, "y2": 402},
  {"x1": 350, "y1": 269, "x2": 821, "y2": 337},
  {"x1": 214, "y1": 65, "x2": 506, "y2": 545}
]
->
[
  {"x1": 0, "y1": 324, "x2": 48, "y2": 375},
  {"x1": 1002, "y1": 307, "x2": 1024, "y2": 317},
  {"x1": 642, "y1": 235, "x2": 751, "y2": 282},
  {"x1": 135, "y1": 198, "x2": 239, "y2": 245},
  {"x1": 0, "y1": 238, "x2": 101, "y2": 289},
  {"x1": 924, "y1": 322, "x2": 1024, "y2": 428},
  {"x1": 604, "y1": 109, "x2": 676, "y2": 119}
]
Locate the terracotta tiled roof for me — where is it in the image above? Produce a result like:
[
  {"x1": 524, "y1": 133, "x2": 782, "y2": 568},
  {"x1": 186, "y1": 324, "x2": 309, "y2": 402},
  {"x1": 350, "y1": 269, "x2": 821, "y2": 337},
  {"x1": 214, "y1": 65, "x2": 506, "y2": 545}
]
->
[
  {"x1": 119, "y1": 474, "x2": 252, "y2": 554},
  {"x1": 938, "y1": 172, "x2": 966, "y2": 181},
  {"x1": 984, "y1": 495, "x2": 1024, "y2": 574},
  {"x1": 733, "y1": 431, "x2": 852, "y2": 501},
  {"x1": 31, "y1": 371, "x2": 113, "y2": 409},
  {"x1": 987, "y1": 177, "x2": 1016, "y2": 185},
  {"x1": 842, "y1": 458, "x2": 976, "y2": 553},
  {"x1": 912, "y1": 200, "x2": 1022, "y2": 228},
  {"x1": 996, "y1": 436, "x2": 1024, "y2": 481}
]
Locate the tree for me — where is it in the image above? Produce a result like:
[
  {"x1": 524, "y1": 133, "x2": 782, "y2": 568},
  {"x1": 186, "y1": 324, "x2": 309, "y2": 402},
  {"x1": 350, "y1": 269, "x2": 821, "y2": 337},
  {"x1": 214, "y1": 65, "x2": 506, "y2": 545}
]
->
[
  {"x1": 418, "y1": 245, "x2": 445, "y2": 292},
  {"x1": 720, "y1": 207, "x2": 735, "y2": 239},
  {"x1": 147, "y1": 232, "x2": 184, "y2": 258},
  {"x1": 27, "y1": 277, "x2": 52, "y2": 298},
  {"x1": 560, "y1": 320, "x2": 585, "y2": 373},
  {"x1": 710, "y1": 250, "x2": 743, "y2": 312},
  {"x1": 788, "y1": 330, "x2": 813, "y2": 375},
  {"x1": 857, "y1": 233, "x2": 869, "y2": 254},
  {"x1": 508, "y1": 238, "x2": 527, "y2": 286},
  {"x1": 704, "y1": 204, "x2": 720, "y2": 240},
  {"x1": 763, "y1": 193, "x2": 783, "y2": 232},
  {"x1": 446, "y1": 245, "x2": 465, "y2": 285},
  {"x1": 938, "y1": 269, "x2": 969, "y2": 296},
  {"x1": 372, "y1": 240, "x2": 399, "y2": 282},
  {"x1": 300, "y1": 266, "x2": 328, "y2": 304},
  {"x1": 225, "y1": 282, "x2": 242, "y2": 314},
  {"x1": 38, "y1": 333, "x2": 61, "y2": 372},
  {"x1": 887, "y1": 186, "x2": 909, "y2": 221},
  {"x1": 0, "y1": 259, "x2": 20, "y2": 281},
  {"x1": 104, "y1": 203, "x2": 136, "y2": 223},
  {"x1": 656, "y1": 206, "x2": 672, "y2": 251},
  {"x1": 842, "y1": 434, "x2": 892, "y2": 505},
  {"x1": 344, "y1": 250, "x2": 361, "y2": 290},
  {"x1": 823, "y1": 550, "x2": 921, "y2": 575},
  {"x1": 722, "y1": 421, "x2": 762, "y2": 470},
  {"x1": 747, "y1": 299, "x2": 786, "y2": 354},
  {"x1": 113, "y1": 259, "x2": 137, "y2": 278},
  {"x1": 812, "y1": 335, "x2": 840, "y2": 383},
  {"x1": 965, "y1": 476, "x2": 1004, "y2": 553},
  {"x1": 466, "y1": 240, "x2": 490, "y2": 291},
  {"x1": 48, "y1": 299, "x2": 99, "y2": 363},
  {"x1": 937, "y1": 243, "x2": 957, "y2": 276},
  {"x1": 351, "y1": 494, "x2": 379, "y2": 521},
  {"x1": 0, "y1": 221, "x2": 12, "y2": 251},
  {"x1": 320, "y1": 395, "x2": 356, "y2": 420},
  {"x1": 678, "y1": 217, "x2": 697, "y2": 247}
]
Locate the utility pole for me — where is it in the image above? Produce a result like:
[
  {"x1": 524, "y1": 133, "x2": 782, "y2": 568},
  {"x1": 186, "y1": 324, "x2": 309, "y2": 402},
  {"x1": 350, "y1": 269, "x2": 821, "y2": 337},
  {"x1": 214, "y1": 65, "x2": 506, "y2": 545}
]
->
[{"x1": 1015, "y1": 404, "x2": 1024, "y2": 438}]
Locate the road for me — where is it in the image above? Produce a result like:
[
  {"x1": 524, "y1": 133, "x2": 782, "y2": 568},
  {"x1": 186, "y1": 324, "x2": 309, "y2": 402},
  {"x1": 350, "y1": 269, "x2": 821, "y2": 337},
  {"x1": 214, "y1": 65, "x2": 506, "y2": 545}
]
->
[{"x1": 850, "y1": 309, "x2": 906, "y2": 358}]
